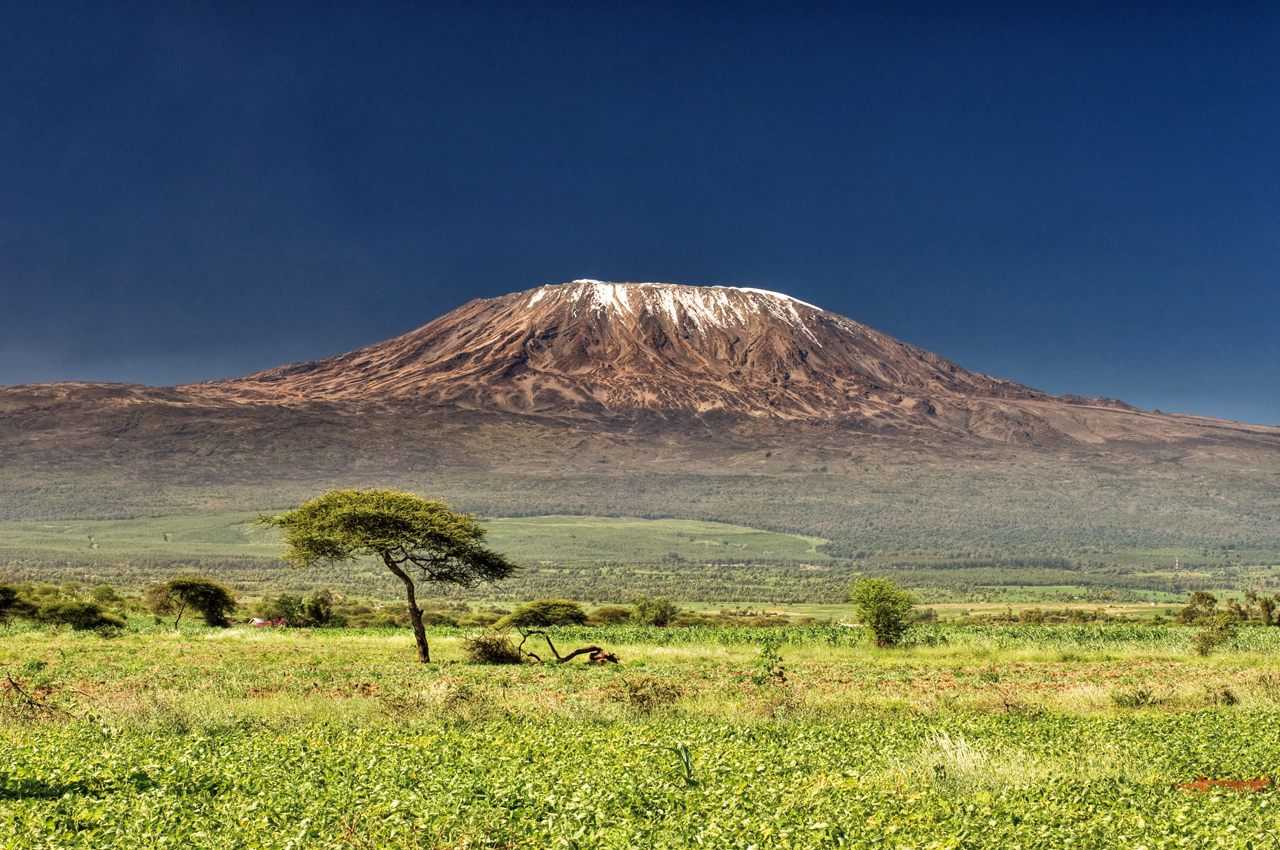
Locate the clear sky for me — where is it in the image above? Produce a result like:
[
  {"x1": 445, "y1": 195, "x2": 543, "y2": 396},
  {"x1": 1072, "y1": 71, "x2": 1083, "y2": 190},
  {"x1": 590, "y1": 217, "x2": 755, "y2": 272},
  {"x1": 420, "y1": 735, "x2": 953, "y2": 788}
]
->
[{"x1": 2, "y1": 4, "x2": 1277, "y2": 424}]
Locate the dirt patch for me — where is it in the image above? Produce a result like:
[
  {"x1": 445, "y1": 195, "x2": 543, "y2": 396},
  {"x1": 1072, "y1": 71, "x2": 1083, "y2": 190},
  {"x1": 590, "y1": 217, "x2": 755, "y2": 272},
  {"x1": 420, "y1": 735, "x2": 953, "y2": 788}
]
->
[{"x1": 1177, "y1": 777, "x2": 1272, "y2": 793}]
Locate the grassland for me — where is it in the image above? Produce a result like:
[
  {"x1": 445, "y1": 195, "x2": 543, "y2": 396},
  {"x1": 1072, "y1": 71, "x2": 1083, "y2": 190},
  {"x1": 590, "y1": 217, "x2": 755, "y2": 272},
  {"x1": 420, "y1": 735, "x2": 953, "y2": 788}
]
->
[
  {"x1": 0, "y1": 512, "x2": 853, "y2": 602},
  {"x1": 0, "y1": 512, "x2": 830, "y2": 565},
  {"x1": 5, "y1": 621, "x2": 1280, "y2": 848},
  {"x1": 3, "y1": 509, "x2": 1274, "y2": 605}
]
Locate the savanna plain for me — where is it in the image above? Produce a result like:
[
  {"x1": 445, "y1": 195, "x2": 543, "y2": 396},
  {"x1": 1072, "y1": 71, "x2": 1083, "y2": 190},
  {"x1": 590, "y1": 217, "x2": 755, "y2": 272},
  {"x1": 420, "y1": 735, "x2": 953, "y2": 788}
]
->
[{"x1": 5, "y1": 618, "x2": 1280, "y2": 849}]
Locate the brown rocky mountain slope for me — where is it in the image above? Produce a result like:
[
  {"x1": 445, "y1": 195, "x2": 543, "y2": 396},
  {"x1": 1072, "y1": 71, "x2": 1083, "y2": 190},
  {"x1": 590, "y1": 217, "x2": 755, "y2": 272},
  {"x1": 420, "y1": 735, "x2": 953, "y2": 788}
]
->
[
  {"x1": 194, "y1": 280, "x2": 1043, "y2": 418},
  {"x1": 4, "y1": 280, "x2": 1279, "y2": 456},
  {"x1": 169, "y1": 279, "x2": 1276, "y2": 449}
]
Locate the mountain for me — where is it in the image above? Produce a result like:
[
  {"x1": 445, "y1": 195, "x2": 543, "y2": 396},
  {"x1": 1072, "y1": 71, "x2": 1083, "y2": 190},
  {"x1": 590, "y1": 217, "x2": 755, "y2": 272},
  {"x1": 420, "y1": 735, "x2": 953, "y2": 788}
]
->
[
  {"x1": 178, "y1": 279, "x2": 1274, "y2": 449},
  {"x1": 194, "y1": 280, "x2": 1042, "y2": 418},
  {"x1": 2, "y1": 280, "x2": 1278, "y2": 585}
]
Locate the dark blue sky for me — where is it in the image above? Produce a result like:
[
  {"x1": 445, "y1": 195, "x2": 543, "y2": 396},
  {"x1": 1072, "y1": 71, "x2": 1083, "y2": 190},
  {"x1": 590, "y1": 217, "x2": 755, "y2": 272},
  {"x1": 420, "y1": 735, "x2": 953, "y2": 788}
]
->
[{"x1": 2, "y1": 4, "x2": 1277, "y2": 423}]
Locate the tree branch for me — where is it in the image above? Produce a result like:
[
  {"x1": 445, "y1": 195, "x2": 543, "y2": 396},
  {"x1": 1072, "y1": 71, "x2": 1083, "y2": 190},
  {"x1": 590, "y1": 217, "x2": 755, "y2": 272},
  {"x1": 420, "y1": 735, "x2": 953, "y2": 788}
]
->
[{"x1": 516, "y1": 629, "x2": 618, "y2": 664}]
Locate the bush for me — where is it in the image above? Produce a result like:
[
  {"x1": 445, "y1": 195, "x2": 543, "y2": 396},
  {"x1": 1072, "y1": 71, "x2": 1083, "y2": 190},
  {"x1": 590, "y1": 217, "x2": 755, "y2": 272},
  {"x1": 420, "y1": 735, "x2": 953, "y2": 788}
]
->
[
  {"x1": 256, "y1": 590, "x2": 345, "y2": 627},
  {"x1": 419, "y1": 609, "x2": 461, "y2": 627},
  {"x1": 255, "y1": 593, "x2": 305, "y2": 626},
  {"x1": 36, "y1": 601, "x2": 125, "y2": 631},
  {"x1": 605, "y1": 675, "x2": 682, "y2": 712},
  {"x1": 89, "y1": 584, "x2": 123, "y2": 606},
  {"x1": 1178, "y1": 591, "x2": 1218, "y2": 624},
  {"x1": 1111, "y1": 687, "x2": 1162, "y2": 708},
  {"x1": 589, "y1": 605, "x2": 634, "y2": 625},
  {"x1": 850, "y1": 578, "x2": 915, "y2": 647},
  {"x1": 302, "y1": 589, "x2": 338, "y2": 627},
  {"x1": 464, "y1": 633, "x2": 525, "y2": 665},
  {"x1": 457, "y1": 610, "x2": 501, "y2": 628},
  {"x1": 496, "y1": 599, "x2": 588, "y2": 629},
  {"x1": 751, "y1": 636, "x2": 787, "y2": 685},
  {"x1": 1192, "y1": 612, "x2": 1238, "y2": 657},
  {"x1": 632, "y1": 597, "x2": 680, "y2": 627},
  {"x1": 0, "y1": 585, "x2": 37, "y2": 623}
]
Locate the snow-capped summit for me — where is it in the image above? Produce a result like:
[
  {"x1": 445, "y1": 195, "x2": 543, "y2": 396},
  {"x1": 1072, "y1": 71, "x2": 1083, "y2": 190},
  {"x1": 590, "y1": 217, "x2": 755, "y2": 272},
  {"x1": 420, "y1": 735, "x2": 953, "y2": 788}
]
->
[{"x1": 203, "y1": 279, "x2": 1044, "y2": 420}]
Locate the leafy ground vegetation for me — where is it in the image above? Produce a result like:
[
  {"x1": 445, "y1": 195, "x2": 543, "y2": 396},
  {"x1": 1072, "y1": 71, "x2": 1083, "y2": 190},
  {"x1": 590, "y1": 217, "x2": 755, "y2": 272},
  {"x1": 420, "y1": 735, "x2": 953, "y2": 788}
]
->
[
  {"x1": 5, "y1": 619, "x2": 1280, "y2": 848},
  {"x1": 2, "y1": 510, "x2": 1276, "y2": 604}
]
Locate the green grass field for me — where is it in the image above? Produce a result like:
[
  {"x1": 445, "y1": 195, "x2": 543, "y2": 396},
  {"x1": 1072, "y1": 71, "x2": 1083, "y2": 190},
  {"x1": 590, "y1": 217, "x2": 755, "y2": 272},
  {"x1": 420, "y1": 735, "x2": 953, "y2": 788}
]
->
[
  {"x1": 5, "y1": 510, "x2": 1273, "y2": 605},
  {"x1": 0, "y1": 512, "x2": 830, "y2": 564},
  {"x1": 5, "y1": 621, "x2": 1280, "y2": 848}
]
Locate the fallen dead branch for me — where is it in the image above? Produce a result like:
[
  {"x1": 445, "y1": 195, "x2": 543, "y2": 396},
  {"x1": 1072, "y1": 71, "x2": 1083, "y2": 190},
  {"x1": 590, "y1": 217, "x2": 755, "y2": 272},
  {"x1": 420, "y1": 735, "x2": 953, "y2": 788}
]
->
[{"x1": 517, "y1": 630, "x2": 619, "y2": 664}]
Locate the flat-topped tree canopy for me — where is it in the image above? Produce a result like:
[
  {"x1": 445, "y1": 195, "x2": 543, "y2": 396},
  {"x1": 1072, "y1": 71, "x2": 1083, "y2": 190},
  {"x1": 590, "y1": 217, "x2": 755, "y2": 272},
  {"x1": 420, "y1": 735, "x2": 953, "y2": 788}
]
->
[{"x1": 262, "y1": 489, "x2": 515, "y2": 662}]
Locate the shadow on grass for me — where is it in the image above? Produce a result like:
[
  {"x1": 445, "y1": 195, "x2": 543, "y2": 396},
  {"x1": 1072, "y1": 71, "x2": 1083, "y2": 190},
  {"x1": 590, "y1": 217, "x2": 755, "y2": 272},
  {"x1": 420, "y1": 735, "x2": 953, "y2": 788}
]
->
[{"x1": 0, "y1": 771, "x2": 157, "y2": 800}]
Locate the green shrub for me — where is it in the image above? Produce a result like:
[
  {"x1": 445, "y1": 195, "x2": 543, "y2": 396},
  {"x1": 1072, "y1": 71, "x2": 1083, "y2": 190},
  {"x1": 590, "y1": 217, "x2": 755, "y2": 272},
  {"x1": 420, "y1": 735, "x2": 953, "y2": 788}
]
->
[
  {"x1": 419, "y1": 609, "x2": 461, "y2": 627},
  {"x1": 457, "y1": 610, "x2": 501, "y2": 628},
  {"x1": 35, "y1": 601, "x2": 125, "y2": 631},
  {"x1": 302, "y1": 589, "x2": 338, "y2": 627},
  {"x1": 751, "y1": 636, "x2": 787, "y2": 685},
  {"x1": 850, "y1": 578, "x2": 915, "y2": 647},
  {"x1": 1192, "y1": 612, "x2": 1238, "y2": 656},
  {"x1": 255, "y1": 593, "x2": 305, "y2": 625},
  {"x1": 256, "y1": 590, "x2": 346, "y2": 627},
  {"x1": 632, "y1": 597, "x2": 680, "y2": 627},
  {"x1": 89, "y1": 584, "x2": 123, "y2": 606},
  {"x1": 0, "y1": 585, "x2": 37, "y2": 623},
  {"x1": 589, "y1": 605, "x2": 634, "y2": 625},
  {"x1": 1110, "y1": 687, "x2": 1162, "y2": 708},
  {"x1": 1178, "y1": 591, "x2": 1218, "y2": 625}
]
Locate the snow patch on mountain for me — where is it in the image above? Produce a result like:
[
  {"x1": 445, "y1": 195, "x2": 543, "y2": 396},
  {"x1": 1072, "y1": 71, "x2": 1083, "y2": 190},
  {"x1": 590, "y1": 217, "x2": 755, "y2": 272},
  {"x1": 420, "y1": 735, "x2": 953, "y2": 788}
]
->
[
  {"x1": 547, "y1": 280, "x2": 823, "y2": 342},
  {"x1": 726, "y1": 287, "x2": 822, "y2": 311}
]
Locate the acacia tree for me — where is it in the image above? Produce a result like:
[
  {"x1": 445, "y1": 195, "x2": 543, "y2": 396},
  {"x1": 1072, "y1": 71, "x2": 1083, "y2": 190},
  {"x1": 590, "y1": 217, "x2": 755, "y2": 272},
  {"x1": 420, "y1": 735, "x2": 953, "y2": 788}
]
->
[
  {"x1": 496, "y1": 598, "x2": 588, "y2": 629},
  {"x1": 490, "y1": 598, "x2": 618, "y2": 665},
  {"x1": 261, "y1": 490, "x2": 515, "y2": 663},
  {"x1": 145, "y1": 576, "x2": 237, "y2": 627}
]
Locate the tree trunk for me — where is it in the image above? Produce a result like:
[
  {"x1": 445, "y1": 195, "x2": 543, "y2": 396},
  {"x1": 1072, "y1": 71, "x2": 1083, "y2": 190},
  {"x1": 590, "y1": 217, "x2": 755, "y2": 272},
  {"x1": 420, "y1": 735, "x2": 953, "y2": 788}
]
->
[{"x1": 384, "y1": 556, "x2": 430, "y2": 663}]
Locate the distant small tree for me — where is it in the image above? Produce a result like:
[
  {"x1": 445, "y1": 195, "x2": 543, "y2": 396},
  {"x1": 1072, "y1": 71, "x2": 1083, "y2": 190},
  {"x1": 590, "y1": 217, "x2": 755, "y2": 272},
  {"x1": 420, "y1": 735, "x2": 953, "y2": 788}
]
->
[
  {"x1": 1178, "y1": 591, "x2": 1217, "y2": 625},
  {"x1": 146, "y1": 576, "x2": 237, "y2": 628},
  {"x1": 632, "y1": 597, "x2": 680, "y2": 627},
  {"x1": 1192, "y1": 612, "x2": 1238, "y2": 657},
  {"x1": 497, "y1": 598, "x2": 588, "y2": 629},
  {"x1": 303, "y1": 589, "x2": 337, "y2": 627},
  {"x1": 1260, "y1": 596, "x2": 1277, "y2": 627},
  {"x1": 850, "y1": 578, "x2": 915, "y2": 648},
  {"x1": 262, "y1": 490, "x2": 516, "y2": 663},
  {"x1": 1245, "y1": 590, "x2": 1277, "y2": 626}
]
